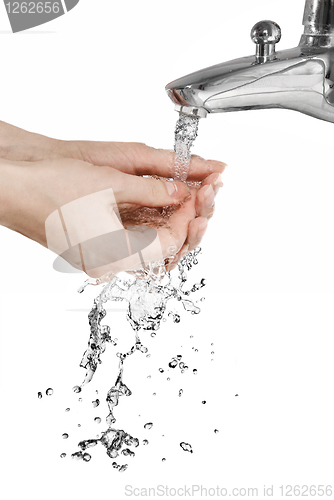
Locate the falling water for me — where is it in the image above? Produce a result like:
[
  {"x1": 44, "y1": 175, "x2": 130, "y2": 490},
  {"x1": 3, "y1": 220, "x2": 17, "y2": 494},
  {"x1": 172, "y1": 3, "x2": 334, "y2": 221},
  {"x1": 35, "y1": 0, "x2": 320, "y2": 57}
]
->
[
  {"x1": 174, "y1": 114, "x2": 200, "y2": 182},
  {"x1": 69, "y1": 113, "x2": 205, "y2": 469}
]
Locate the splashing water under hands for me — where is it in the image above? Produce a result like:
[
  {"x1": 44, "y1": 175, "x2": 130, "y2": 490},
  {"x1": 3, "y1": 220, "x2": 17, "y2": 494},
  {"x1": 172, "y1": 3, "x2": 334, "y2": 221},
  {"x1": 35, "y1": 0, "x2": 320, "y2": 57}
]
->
[{"x1": 68, "y1": 114, "x2": 205, "y2": 469}]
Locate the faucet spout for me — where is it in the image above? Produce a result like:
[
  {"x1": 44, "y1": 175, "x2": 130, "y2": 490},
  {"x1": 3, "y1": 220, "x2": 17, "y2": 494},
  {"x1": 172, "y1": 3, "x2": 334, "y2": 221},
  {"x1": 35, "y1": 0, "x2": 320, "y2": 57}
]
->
[
  {"x1": 166, "y1": 1, "x2": 334, "y2": 124},
  {"x1": 302, "y1": 0, "x2": 334, "y2": 35}
]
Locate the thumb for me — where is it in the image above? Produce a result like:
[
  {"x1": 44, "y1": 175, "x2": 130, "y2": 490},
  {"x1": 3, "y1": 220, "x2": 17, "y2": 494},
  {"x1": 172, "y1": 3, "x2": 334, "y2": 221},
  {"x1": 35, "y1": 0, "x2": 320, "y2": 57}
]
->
[{"x1": 117, "y1": 172, "x2": 190, "y2": 207}]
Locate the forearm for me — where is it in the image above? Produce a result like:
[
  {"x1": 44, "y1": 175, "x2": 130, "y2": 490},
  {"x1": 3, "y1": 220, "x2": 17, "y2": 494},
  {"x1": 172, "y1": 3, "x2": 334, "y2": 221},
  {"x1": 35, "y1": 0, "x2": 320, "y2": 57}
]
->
[
  {"x1": 0, "y1": 159, "x2": 26, "y2": 229},
  {"x1": 0, "y1": 120, "x2": 72, "y2": 162}
]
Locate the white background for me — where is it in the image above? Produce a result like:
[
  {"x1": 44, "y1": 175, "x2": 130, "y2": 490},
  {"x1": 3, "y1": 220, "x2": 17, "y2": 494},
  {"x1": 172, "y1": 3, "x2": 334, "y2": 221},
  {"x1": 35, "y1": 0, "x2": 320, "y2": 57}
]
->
[{"x1": 0, "y1": 0, "x2": 334, "y2": 498}]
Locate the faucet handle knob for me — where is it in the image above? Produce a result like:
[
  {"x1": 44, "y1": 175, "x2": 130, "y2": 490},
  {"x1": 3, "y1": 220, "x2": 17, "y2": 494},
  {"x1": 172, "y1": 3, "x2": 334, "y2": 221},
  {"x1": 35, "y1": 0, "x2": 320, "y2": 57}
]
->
[{"x1": 251, "y1": 20, "x2": 281, "y2": 61}]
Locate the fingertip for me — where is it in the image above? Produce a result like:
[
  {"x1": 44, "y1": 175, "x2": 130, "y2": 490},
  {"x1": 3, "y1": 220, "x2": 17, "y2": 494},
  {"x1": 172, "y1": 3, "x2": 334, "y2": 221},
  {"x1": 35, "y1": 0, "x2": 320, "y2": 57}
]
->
[
  {"x1": 188, "y1": 155, "x2": 227, "y2": 181},
  {"x1": 208, "y1": 159, "x2": 228, "y2": 168},
  {"x1": 165, "y1": 180, "x2": 190, "y2": 202}
]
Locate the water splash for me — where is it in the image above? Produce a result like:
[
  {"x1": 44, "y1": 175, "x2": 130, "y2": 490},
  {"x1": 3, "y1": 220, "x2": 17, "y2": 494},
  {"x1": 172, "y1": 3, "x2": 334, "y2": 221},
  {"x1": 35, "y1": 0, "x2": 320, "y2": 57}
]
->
[
  {"x1": 70, "y1": 247, "x2": 205, "y2": 466},
  {"x1": 180, "y1": 442, "x2": 193, "y2": 453},
  {"x1": 70, "y1": 113, "x2": 206, "y2": 468}
]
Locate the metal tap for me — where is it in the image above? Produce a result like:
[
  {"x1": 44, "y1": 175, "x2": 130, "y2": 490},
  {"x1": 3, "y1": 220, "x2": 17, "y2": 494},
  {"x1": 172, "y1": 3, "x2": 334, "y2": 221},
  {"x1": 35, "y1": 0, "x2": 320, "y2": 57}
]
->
[{"x1": 165, "y1": 0, "x2": 334, "y2": 124}]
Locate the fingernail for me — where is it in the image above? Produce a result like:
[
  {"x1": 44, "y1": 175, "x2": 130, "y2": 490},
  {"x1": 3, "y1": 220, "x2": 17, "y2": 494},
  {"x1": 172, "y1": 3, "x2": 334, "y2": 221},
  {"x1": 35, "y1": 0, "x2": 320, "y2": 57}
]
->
[
  {"x1": 213, "y1": 174, "x2": 224, "y2": 194},
  {"x1": 209, "y1": 159, "x2": 228, "y2": 167},
  {"x1": 180, "y1": 244, "x2": 189, "y2": 258},
  {"x1": 203, "y1": 184, "x2": 215, "y2": 207},
  {"x1": 206, "y1": 160, "x2": 228, "y2": 173},
  {"x1": 166, "y1": 181, "x2": 189, "y2": 200},
  {"x1": 166, "y1": 181, "x2": 178, "y2": 197},
  {"x1": 197, "y1": 219, "x2": 208, "y2": 240}
]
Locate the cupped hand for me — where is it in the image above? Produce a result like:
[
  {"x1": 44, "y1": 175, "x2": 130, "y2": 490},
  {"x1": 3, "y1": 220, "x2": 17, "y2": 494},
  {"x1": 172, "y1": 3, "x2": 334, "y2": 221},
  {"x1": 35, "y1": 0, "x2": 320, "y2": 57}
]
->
[
  {"x1": 1, "y1": 153, "x2": 223, "y2": 278},
  {"x1": 0, "y1": 122, "x2": 227, "y2": 278}
]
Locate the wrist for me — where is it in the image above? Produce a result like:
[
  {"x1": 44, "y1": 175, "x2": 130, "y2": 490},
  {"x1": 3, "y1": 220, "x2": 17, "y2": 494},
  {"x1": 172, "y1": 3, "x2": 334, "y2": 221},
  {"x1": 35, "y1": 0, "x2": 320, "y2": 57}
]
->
[
  {"x1": 0, "y1": 159, "x2": 44, "y2": 244},
  {"x1": 0, "y1": 120, "x2": 64, "y2": 162}
]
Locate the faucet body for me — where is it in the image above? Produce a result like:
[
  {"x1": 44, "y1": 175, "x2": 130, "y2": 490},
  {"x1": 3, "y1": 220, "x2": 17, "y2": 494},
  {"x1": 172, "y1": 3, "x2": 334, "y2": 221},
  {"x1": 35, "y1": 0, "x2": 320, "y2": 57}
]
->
[{"x1": 165, "y1": 0, "x2": 334, "y2": 124}]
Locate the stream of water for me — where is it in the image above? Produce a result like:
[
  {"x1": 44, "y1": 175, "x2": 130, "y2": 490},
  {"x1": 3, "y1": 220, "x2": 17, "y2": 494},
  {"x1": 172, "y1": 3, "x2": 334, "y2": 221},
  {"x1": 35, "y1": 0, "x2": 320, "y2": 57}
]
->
[{"x1": 64, "y1": 114, "x2": 204, "y2": 469}]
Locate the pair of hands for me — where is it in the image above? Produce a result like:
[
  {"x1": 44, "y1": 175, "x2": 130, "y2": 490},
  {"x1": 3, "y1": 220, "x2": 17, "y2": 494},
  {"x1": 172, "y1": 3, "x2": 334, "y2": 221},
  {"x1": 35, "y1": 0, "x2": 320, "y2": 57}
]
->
[{"x1": 0, "y1": 121, "x2": 226, "y2": 279}]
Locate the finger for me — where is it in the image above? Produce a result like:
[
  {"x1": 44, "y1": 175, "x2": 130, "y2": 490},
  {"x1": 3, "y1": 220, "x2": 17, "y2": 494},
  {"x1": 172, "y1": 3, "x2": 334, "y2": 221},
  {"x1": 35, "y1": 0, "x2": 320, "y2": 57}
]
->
[
  {"x1": 187, "y1": 217, "x2": 208, "y2": 252},
  {"x1": 79, "y1": 141, "x2": 227, "y2": 181},
  {"x1": 116, "y1": 170, "x2": 190, "y2": 207},
  {"x1": 156, "y1": 189, "x2": 197, "y2": 259},
  {"x1": 166, "y1": 243, "x2": 189, "y2": 272},
  {"x1": 131, "y1": 144, "x2": 227, "y2": 181},
  {"x1": 200, "y1": 172, "x2": 224, "y2": 195},
  {"x1": 195, "y1": 184, "x2": 216, "y2": 219}
]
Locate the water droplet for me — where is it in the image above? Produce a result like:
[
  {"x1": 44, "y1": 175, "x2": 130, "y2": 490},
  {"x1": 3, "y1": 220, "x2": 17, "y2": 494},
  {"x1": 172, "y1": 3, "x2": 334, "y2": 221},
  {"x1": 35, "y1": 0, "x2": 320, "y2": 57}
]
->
[
  {"x1": 37, "y1": 392, "x2": 42, "y2": 399},
  {"x1": 147, "y1": 375, "x2": 151, "y2": 379},
  {"x1": 94, "y1": 417, "x2": 101, "y2": 424},
  {"x1": 202, "y1": 401, "x2": 206, "y2": 404},
  {"x1": 83, "y1": 453, "x2": 91, "y2": 462},
  {"x1": 179, "y1": 389, "x2": 183, "y2": 397},
  {"x1": 235, "y1": 394, "x2": 239, "y2": 397},
  {"x1": 162, "y1": 458, "x2": 166, "y2": 462},
  {"x1": 211, "y1": 351, "x2": 215, "y2": 355},
  {"x1": 144, "y1": 422, "x2": 153, "y2": 430},
  {"x1": 46, "y1": 388, "x2": 53, "y2": 396},
  {"x1": 60, "y1": 453, "x2": 66, "y2": 458},
  {"x1": 167, "y1": 377, "x2": 170, "y2": 381},
  {"x1": 78, "y1": 398, "x2": 82, "y2": 402},
  {"x1": 193, "y1": 369, "x2": 197, "y2": 375},
  {"x1": 195, "y1": 349, "x2": 198, "y2": 352},
  {"x1": 65, "y1": 408, "x2": 70, "y2": 412},
  {"x1": 143, "y1": 439, "x2": 149, "y2": 445},
  {"x1": 159, "y1": 368, "x2": 164, "y2": 373},
  {"x1": 180, "y1": 442, "x2": 193, "y2": 453},
  {"x1": 78, "y1": 424, "x2": 81, "y2": 427},
  {"x1": 92, "y1": 399, "x2": 100, "y2": 408},
  {"x1": 168, "y1": 359, "x2": 178, "y2": 368},
  {"x1": 62, "y1": 433, "x2": 69, "y2": 439},
  {"x1": 214, "y1": 429, "x2": 219, "y2": 434},
  {"x1": 72, "y1": 385, "x2": 81, "y2": 394},
  {"x1": 153, "y1": 393, "x2": 156, "y2": 396},
  {"x1": 122, "y1": 448, "x2": 135, "y2": 457}
]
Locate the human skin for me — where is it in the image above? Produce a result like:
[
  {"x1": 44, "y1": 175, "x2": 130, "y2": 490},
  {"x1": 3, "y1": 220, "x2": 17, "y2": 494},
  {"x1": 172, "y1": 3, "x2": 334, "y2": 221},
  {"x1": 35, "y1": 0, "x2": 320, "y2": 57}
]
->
[{"x1": 0, "y1": 121, "x2": 226, "y2": 275}]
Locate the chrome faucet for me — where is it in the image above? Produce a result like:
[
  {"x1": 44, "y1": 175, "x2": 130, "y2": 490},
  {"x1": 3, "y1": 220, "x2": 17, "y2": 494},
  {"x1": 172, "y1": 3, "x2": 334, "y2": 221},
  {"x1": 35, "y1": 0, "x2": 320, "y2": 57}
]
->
[{"x1": 165, "y1": 0, "x2": 334, "y2": 123}]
